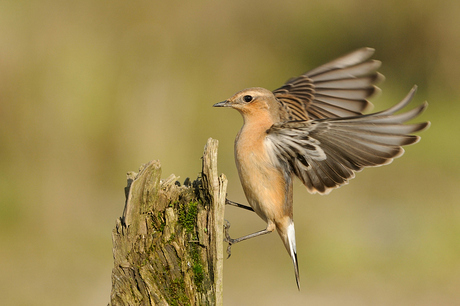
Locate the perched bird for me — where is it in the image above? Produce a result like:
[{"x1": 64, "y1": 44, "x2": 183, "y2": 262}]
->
[{"x1": 213, "y1": 48, "x2": 430, "y2": 290}]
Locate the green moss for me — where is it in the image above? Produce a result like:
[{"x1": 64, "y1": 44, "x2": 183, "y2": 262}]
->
[
  {"x1": 189, "y1": 244, "x2": 205, "y2": 290},
  {"x1": 192, "y1": 262, "x2": 204, "y2": 286},
  {"x1": 167, "y1": 277, "x2": 190, "y2": 306},
  {"x1": 178, "y1": 201, "x2": 199, "y2": 234}
]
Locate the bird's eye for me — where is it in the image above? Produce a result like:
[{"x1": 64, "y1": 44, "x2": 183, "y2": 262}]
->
[{"x1": 243, "y1": 95, "x2": 253, "y2": 102}]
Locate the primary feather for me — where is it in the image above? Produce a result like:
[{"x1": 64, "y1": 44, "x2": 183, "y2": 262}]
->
[
  {"x1": 266, "y1": 86, "x2": 430, "y2": 195},
  {"x1": 273, "y1": 47, "x2": 383, "y2": 121}
]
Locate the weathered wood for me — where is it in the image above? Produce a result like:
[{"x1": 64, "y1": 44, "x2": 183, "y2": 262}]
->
[{"x1": 109, "y1": 138, "x2": 226, "y2": 306}]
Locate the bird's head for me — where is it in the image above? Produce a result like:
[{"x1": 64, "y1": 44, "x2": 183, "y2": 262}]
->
[{"x1": 213, "y1": 87, "x2": 280, "y2": 123}]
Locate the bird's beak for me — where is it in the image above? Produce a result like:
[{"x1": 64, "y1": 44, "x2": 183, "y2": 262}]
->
[{"x1": 213, "y1": 100, "x2": 230, "y2": 107}]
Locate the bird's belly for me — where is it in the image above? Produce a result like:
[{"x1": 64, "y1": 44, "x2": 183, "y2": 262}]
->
[{"x1": 235, "y1": 144, "x2": 286, "y2": 223}]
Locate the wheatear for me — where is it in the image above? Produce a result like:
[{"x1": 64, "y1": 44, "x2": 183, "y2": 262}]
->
[{"x1": 213, "y1": 48, "x2": 430, "y2": 290}]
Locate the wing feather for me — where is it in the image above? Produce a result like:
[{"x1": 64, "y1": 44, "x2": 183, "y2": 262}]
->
[
  {"x1": 265, "y1": 87, "x2": 430, "y2": 195},
  {"x1": 273, "y1": 48, "x2": 382, "y2": 121}
]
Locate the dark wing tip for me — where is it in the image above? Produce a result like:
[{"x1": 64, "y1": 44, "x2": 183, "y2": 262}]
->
[
  {"x1": 374, "y1": 72, "x2": 386, "y2": 84},
  {"x1": 423, "y1": 120, "x2": 431, "y2": 130},
  {"x1": 416, "y1": 119, "x2": 431, "y2": 133}
]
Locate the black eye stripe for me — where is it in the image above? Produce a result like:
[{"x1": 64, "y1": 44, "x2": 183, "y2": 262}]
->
[{"x1": 243, "y1": 95, "x2": 253, "y2": 102}]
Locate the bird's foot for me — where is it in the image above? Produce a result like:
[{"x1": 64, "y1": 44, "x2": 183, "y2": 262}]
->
[{"x1": 223, "y1": 220, "x2": 236, "y2": 259}]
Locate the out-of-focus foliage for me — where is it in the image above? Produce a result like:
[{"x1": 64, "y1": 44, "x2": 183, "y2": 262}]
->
[{"x1": 0, "y1": 0, "x2": 458, "y2": 305}]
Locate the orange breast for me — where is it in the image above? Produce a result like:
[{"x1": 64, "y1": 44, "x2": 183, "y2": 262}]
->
[{"x1": 234, "y1": 121, "x2": 287, "y2": 223}]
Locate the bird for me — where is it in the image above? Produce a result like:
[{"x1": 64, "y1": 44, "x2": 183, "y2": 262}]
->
[{"x1": 212, "y1": 47, "x2": 430, "y2": 290}]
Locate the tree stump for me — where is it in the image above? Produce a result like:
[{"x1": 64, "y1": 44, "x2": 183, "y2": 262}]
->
[{"x1": 109, "y1": 138, "x2": 226, "y2": 306}]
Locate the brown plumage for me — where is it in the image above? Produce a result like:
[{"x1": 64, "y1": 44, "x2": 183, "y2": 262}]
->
[
  {"x1": 273, "y1": 47, "x2": 383, "y2": 121},
  {"x1": 213, "y1": 48, "x2": 430, "y2": 290}
]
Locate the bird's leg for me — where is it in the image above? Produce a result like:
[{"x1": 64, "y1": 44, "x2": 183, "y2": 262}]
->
[
  {"x1": 225, "y1": 199, "x2": 254, "y2": 212},
  {"x1": 224, "y1": 220, "x2": 275, "y2": 258}
]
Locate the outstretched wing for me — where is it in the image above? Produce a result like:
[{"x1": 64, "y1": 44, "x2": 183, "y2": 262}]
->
[
  {"x1": 273, "y1": 47, "x2": 383, "y2": 121},
  {"x1": 265, "y1": 86, "x2": 430, "y2": 195}
]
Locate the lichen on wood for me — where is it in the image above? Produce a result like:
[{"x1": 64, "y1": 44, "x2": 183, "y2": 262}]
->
[{"x1": 109, "y1": 138, "x2": 226, "y2": 306}]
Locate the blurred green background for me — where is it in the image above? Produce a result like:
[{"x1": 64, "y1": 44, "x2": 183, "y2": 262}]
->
[{"x1": 1, "y1": 0, "x2": 459, "y2": 305}]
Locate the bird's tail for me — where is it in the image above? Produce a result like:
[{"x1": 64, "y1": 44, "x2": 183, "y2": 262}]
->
[{"x1": 279, "y1": 220, "x2": 300, "y2": 290}]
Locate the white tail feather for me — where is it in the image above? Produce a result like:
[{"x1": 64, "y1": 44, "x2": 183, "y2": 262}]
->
[{"x1": 287, "y1": 222, "x2": 300, "y2": 290}]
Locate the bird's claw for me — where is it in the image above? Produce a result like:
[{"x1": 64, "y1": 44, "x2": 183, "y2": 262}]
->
[{"x1": 224, "y1": 220, "x2": 235, "y2": 259}]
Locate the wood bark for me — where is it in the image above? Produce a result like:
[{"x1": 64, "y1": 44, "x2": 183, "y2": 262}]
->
[{"x1": 109, "y1": 138, "x2": 226, "y2": 306}]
